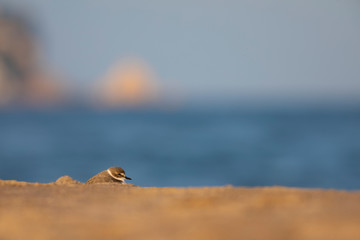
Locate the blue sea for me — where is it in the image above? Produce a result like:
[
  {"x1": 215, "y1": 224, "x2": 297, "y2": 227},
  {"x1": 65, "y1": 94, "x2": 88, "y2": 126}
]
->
[{"x1": 0, "y1": 107, "x2": 359, "y2": 190}]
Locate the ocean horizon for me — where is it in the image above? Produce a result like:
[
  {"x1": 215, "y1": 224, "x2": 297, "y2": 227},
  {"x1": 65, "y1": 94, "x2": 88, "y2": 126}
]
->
[{"x1": 0, "y1": 105, "x2": 359, "y2": 189}]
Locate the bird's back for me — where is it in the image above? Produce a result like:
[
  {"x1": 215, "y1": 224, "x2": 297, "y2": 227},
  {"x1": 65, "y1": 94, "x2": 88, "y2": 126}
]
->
[{"x1": 86, "y1": 170, "x2": 116, "y2": 184}]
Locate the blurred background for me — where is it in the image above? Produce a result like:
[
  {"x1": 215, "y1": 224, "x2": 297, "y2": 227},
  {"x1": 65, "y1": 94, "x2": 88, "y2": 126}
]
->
[{"x1": 0, "y1": 1, "x2": 359, "y2": 189}]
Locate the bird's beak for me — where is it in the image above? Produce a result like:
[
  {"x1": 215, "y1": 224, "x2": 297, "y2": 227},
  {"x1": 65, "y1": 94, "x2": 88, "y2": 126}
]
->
[{"x1": 125, "y1": 176, "x2": 132, "y2": 180}]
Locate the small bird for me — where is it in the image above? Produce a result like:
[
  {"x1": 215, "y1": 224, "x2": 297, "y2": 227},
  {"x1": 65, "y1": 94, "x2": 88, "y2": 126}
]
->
[{"x1": 86, "y1": 167, "x2": 132, "y2": 184}]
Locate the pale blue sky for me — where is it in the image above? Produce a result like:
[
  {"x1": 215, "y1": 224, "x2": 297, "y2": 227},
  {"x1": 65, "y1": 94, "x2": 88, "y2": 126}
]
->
[{"x1": 1, "y1": 0, "x2": 360, "y2": 105}]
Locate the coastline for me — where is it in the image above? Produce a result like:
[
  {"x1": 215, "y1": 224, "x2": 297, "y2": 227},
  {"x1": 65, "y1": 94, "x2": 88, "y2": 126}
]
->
[{"x1": 1, "y1": 179, "x2": 360, "y2": 240}]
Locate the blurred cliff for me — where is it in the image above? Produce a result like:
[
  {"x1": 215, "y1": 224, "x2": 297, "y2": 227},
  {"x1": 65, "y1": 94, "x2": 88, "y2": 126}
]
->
[
  {"x1": 0, "y1": 8, "x2": 163, "y2": 109},
  {"x1": 0, "y1": 8, "x2": 65, "y2": 108}
]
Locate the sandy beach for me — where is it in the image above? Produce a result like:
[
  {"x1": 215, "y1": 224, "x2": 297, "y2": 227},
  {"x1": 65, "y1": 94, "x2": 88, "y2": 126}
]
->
[{"x1": 1, "y1": 179, "x2": 360, "y2": 240}]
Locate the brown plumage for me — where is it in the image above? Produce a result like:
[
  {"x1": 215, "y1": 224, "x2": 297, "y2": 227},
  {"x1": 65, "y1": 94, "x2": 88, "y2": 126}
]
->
[{"x1": 86, "y1": 167, "x2": 132, "y2": 184}]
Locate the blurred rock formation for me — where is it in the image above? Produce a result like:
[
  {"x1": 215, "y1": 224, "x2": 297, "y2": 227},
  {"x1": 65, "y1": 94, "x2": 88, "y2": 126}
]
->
[
  {"x1": 93, "y1": 58, "x2": 158, "y2": 108},
  {"x1": 0, "y1": 8, "x2": 64, "y2": 107}
]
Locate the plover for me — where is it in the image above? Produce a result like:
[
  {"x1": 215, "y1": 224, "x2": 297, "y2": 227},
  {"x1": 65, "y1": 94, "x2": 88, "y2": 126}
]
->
[{"x1": 86, "y1": 167, "x2": 132, "y2": 184}]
